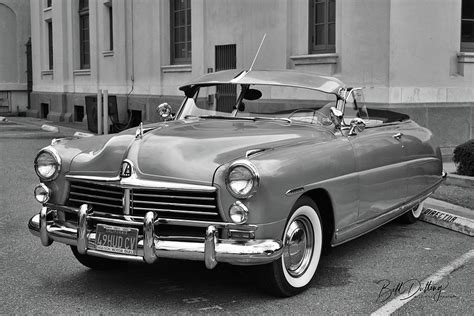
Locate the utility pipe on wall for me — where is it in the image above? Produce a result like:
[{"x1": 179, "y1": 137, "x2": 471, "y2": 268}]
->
[
  {"x1": 103, "y1": 90, "x2": 109, "y2": 135},
  {"x1": 97, "y1": 89, "x2": 103, "y2": 135}
]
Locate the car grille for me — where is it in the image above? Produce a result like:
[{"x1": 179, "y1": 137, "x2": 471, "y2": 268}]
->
[{"x1": 66, "y1": 181, "x2": 222, "y2": 222}]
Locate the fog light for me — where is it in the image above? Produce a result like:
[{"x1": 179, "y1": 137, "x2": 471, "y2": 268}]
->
[
  {"x1": 34, "y1": 183, "x2": 51, "y2": 204},
  {"x1": 229, "y1": 201, "x2": 248, "y2": 224}
]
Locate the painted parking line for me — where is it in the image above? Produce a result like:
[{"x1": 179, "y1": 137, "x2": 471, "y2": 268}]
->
[{"x1": 371, "y1": 249, "x2": 474, "y2": 315}]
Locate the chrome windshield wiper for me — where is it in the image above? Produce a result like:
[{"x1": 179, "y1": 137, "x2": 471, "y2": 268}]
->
[
  {"x1": 253, "y1": 117, "x2": 292, "y2": 124},
  {"x1": 196, "y1": 115, "x2": 256, "y2": 121}
]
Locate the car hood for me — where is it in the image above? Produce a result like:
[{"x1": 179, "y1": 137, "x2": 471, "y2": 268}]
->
[{"x1": 68, "y1": 119, "x2": 334, "y2": 184}]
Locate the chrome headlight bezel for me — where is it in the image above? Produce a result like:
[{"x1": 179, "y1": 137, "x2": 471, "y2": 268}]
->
[
  {"x1": 225, "y1": 159, "x2": 259, "y2": 199},
  {"x1": 34, "y1": 148, "x2": 61, "y2": 182},
  {"x1": 34, "y1": 183, "x2": 51, "y2": 204}
]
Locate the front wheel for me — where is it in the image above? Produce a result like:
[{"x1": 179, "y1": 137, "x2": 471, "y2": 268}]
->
[
  {"x1": 399, "y1": 201, "x2": 424, "y2": 224},
  {"x1": 71, "y1": 246, "x2": 127, "y2": 270},
  {"x1": 261, "y1": 196, "x2": 323, "y2": 297}
]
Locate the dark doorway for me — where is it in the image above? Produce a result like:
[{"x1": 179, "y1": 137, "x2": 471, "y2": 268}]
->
[
  {"x1": 215, "y1": 44, "x2": 236, "y2": 113},
  {"x1": 40, "y1": 103, "x2": 49, "y2": 119},
  {"x1": 74, "y1": 105, "x2": 84, "y2": 122}
]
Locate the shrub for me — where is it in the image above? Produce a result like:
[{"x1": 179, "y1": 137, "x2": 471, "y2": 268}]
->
[{"x1": 452, "y1": 139, "x2": 474, "y2": 176}]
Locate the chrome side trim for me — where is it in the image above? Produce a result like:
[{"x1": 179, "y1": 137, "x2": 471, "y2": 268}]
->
[
  {"x1": 285, "y1": 187, "x2": 305, "y2": 196},
  {"x1": 333, "y1": 173, "x2": 446, "y2": 246}
]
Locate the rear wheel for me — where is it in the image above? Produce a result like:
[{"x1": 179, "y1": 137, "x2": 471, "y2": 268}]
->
[
  {"x1": 71, "y1": 246, "x2": 127, "y2": 270},
  {"x1": 261, "y1": 196, "x2": 323, "y2": 297},
  {"x1": 399, "y1": 201, "x2": 424, "y2": 224}
]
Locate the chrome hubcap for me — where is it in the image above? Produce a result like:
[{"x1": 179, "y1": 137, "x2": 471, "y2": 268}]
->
[{"x1": 283, "y1": 216, "x2": 314, "y2": 277}]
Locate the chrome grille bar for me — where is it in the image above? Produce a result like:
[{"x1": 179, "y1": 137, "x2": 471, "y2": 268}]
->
[
  {"x1": 132, "y1": 206, "x2": 219, "y2": 216},
  {"x1": 70, "y1": 192, "x2": 122, "y2": 202},
  {"x1": 66, "y1": 180, "x2": 222, "y2": 221},
  {"x1": 69, "y1": 199, "x2": 122, "y2": 209},
  {"x1": 132, "y1": 192, "x2": 214, "y2": 201},
  {"x1": 132, "y1": 200, "x2": 216, "y2": 209}
]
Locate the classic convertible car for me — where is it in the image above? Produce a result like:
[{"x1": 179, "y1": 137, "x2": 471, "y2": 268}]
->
[{"x1": 28, "y1": 69, "x2": 445, "y2": 297}]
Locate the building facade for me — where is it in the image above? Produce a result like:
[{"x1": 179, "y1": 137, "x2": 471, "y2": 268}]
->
[
  {"x1": 0, "y1": 0, "x2": 31, "y2": 114},
  {"x1": 28, "y1": 0, "x2": 474, "y2": 154}
]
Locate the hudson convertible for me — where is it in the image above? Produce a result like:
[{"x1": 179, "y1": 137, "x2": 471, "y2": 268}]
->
[{"x1": 28, "y1": 69, "x2": 445, "y2": 296}]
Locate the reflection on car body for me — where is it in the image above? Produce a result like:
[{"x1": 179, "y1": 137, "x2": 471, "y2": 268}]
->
[{"x1": 28, "y1": 68, "x2": 445, "y2": 297}]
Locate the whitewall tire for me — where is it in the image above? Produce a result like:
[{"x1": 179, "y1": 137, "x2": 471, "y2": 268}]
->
[
  {"x1": 400, "y1": 201, "x2": 424, "y2": 224},
  {"x1": 262, "y1": 196, "x2": 323, "y2": 297}
]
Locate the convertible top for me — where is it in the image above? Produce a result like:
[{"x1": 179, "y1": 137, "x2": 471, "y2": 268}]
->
[{"x1": 179, "y1": 69, "x2": 345, "y2": 97}]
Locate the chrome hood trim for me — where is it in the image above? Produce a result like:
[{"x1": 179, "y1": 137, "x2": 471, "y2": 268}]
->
[{"x1": 65, "y1": 174, "x2": 217, "y2": 192}]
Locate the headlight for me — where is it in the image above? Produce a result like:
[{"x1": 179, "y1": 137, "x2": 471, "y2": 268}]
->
[
  {"x1": 34, "y1": 183, "x2": 51, "y2": 203},
  {"x1": 34, "y1": 148, "x2": 61, "y2": 181},
  {"x1": 229, "y1": 201, "x2": 249, "y2": 224},
  {"x1": 226, "y1": 160, "x2": 259, "y2": 199}
]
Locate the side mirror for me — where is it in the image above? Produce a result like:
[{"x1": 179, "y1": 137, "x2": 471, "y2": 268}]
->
[
  {"x1": 156, "y1": 103, "x2": 174, "y2": 121},
  {"x1": 330, "y1": 107, "x2": 343, "y2": 129},
  {"x1": 348, "y1": 117, "x2": 366, "y2": 136}
]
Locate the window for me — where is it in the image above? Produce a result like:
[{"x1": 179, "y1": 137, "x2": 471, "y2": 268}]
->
[
  {"x1": 46, "y1": 0, "x2": 52, "y2": 8},
  {"x1": 309, "y1": 0, "x2": 335, "y2": 54},
  {"x1": 461, "y1": 0, "x2": 474, "y2": 52},
  {"x1": 170, "y1": 0, "x2": 191, "y2": 64},
  {"x1": 104, "y1": 1, "x2": 113, "y2": 51},
  {"x1": 47, "y1": 21, "x2": 53, "y2": 70},
  {"x1": 79, "y1": 0, "x2": 90, "y2": 69}
]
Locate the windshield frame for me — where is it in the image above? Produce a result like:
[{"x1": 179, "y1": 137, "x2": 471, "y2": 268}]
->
[{"x1": 175, "y1": 83, "x2": 343, "y2": 127}]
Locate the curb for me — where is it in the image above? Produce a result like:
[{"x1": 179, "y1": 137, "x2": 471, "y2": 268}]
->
[
  {"x1": 445, "y1": 173, "x2": 474, "y2": 188},
  {"x1": 421, "y1": 198, "x2": 474, "y2": 237},
  {"x1": 41, "y1": 124, "x2": 59, "y2": 133},
  {"x1": 73, "y1": 131, "x2": 94, "y2": 137}
]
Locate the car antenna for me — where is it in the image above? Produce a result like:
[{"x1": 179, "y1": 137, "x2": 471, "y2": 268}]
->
[{"x1": 249, "y1": 33, "x2": 266, "y2": 71}]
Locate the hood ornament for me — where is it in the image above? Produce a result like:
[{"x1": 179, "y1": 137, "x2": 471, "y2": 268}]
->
[{"x1": 135, "y1": 122, "x2": 143, "y2": 139}]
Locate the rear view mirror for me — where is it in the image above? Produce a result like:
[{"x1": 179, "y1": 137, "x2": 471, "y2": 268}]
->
[
  {"x1": 243, "y1": 89, "x2": 262, "y2": 101},
  {"x1": 348, "y1": 117, "x2": 366, "y2": 136}
]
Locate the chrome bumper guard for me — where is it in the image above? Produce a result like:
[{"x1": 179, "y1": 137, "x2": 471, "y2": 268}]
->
[{"x1": 28, "y1": 204, "x2": 283, "y2": 268}]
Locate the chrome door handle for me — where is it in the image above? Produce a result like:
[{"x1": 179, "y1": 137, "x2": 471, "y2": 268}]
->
[{"x1": 392, "y1": 132, "x2": 403, "y2": 140}]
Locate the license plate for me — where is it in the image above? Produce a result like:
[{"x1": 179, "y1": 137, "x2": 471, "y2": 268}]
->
[{"x1": 95, "y1": 224, "x2": 139, "y2": 255}]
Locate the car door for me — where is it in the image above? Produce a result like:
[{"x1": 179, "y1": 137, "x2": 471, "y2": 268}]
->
[
  {"x1": 348, "y1": 125, "x2": 408, "y2": 222},
  {"x1": 397, "y1": 125, "x2": 443, "y2": 200}
]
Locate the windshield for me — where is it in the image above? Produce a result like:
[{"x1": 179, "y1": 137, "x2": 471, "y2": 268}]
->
[{"x1": 177, "y1": 84, "x2": 340, "y2": 126}]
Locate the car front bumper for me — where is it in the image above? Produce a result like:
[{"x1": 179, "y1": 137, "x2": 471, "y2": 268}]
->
[{"x1": 28, "y1": 204, "x2": 283, "y2": 268}]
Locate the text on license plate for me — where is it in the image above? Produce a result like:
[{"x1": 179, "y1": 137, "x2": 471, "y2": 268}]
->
[{"x1": 96, "y1": 224, "x2": 139, "y2": 255}]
